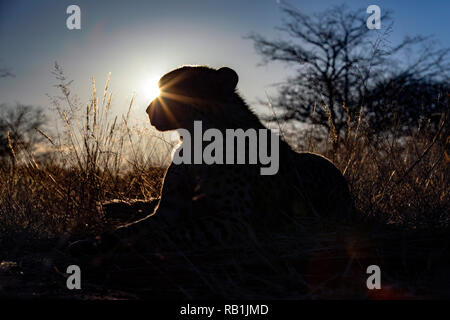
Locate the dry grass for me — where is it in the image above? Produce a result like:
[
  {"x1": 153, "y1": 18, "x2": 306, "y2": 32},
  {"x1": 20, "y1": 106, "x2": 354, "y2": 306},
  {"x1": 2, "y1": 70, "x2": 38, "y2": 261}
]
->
[
  {"x1": 281, "y1": 102, "x2": 450, "y2": 229},
  {"x1": 0, "y1": 65, "x2": 171, "y2": 237},
  {"x1": 331, "y1": 108, "x2": 449, "y2": 229}
]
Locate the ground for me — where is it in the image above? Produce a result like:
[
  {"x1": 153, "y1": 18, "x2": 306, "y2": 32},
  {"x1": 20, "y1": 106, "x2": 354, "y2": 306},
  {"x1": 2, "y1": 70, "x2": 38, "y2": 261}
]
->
[{"x1": 1, "y1": 201, "x2": 449, "y2": 299}]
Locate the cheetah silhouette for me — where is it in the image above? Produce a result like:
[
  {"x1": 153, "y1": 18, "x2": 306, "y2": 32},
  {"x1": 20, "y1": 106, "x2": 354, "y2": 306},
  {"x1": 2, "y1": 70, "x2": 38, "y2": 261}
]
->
[{"x1": 69, "y1": 66, "x2": 353, "y2": 257}]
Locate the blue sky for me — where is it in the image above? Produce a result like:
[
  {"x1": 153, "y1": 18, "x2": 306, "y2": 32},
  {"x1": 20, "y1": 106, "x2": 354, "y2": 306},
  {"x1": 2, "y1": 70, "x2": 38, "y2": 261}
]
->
[{"x1": 0, "y1": 0, "x2": 449, "y2": 120}]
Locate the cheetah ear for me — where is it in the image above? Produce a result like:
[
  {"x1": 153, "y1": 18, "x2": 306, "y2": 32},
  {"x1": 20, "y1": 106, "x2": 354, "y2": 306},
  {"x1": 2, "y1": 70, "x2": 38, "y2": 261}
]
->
[{"x1": 217, "y1": 67, "x2": 238, "y2": 94}]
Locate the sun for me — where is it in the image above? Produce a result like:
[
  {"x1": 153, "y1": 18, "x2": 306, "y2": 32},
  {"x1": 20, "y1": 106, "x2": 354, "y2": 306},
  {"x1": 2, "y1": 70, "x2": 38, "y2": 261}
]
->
[{"x1": 141, "y1": 75, "x2": 161, "y2": 101}]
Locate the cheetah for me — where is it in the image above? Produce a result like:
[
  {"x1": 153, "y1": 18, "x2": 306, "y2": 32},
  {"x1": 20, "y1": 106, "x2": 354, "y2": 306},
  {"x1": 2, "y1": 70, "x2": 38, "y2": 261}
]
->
[{"x1": 70, "y1": 66, "x2": 353, "y2": 256}]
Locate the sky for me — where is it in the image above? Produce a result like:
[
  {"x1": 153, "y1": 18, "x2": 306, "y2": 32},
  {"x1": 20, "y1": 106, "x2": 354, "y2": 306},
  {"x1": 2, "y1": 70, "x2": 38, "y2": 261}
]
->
[{"x1": 0, "y1": 0, "x2": 449, "y2": 122}]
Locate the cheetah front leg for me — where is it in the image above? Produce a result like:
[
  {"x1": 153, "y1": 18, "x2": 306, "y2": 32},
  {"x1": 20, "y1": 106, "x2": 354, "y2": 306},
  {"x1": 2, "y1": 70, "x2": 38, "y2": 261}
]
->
[{"x1": 69, "y1": 163, "x2": 194, "y2": 256}]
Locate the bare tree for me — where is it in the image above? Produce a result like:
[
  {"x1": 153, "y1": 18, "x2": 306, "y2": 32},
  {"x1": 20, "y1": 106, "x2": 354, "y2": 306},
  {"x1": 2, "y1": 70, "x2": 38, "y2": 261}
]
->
[
  {"x1": 248, "y1": 4, "x2": 449, "y2": 143},
  {"x1": 0, "y1": 104, "x2": 46, "y2": 160}
]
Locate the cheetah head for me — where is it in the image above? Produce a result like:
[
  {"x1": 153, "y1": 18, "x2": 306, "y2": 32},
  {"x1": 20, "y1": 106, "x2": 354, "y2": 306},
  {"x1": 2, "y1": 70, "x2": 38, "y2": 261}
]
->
[{"x1": 146, "y1": 66, "x2": 238, "y2": 132}]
